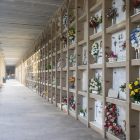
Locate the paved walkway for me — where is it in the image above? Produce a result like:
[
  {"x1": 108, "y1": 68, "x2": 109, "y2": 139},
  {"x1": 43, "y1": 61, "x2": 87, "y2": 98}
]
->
[{"x1": 0, "y1": 80, "x2": 106, "y2": 140}]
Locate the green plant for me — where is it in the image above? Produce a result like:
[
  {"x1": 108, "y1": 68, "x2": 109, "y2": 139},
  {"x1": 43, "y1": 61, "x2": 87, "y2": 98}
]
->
[
  {"x1": 79, "y1": 109, "x2": 84, "y2": 113},
  {"x1": 46, "y1": 64, "x2": 51, "y2": 70}
]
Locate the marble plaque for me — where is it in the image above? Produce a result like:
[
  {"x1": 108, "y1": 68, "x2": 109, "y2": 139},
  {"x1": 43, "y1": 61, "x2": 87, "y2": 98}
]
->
[{"x1": 108, "y1": 89, "x2": 119, "y2": 98}]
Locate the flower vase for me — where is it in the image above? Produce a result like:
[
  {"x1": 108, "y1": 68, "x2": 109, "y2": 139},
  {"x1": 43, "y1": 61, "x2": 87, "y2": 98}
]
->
[
  {"x1": 72, "y1": 63, "x2": 76, "y2": 67},
  {"x1": 85, "y1": 112, "x2": 87, "y2": 117},
  {"x1": 80, "y1": 113, "x2": 84, "y2": 117},
  {"x1": 135, "y1": 101, "x2": 140, "y2": 105},
  {"x1": 112, "y1": 17, "x2": 116, "y2": 26},
  {"x1": 72, "y1": 37, "x2": 75, "y2": 44},
  {"x1": 111, "y1": 58, "x2": 117, "y2": 63},
  {"x1": 134, "y1": 8, "x2": 140, "y2": 15},
  {"x1": 138, "y1": 49, "x2": 140, "y2": 59},
  {"x1": 64, "y1": 44, "x2": 67, "y2": 48},
  {"x1": 94, "y1": 28, "x2": 97, "y2": 34},
  {"x1": 108, "y1": 58, "x2": 112, "y2": 63},
  {"x1": 92, "y1": 90, "x2": 99, "y2": 94},
  {"x1": 119, "y1": 91, "x2": 126, "y2": 100}
]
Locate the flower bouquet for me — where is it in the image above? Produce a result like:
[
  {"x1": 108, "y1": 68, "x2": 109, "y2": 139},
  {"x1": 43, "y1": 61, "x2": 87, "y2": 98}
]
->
[
  {"x1": 106, "y1": 51, "x2": 117, "y2": 63},
  {"x1": 120, "y1": 41, "x2": 126, "y2": 51},
  {"x1": 68, "y1": 28, "x2": 76, "y2": 44},
  {"x1": 62, "y1": 13, "x2": 67, "y2": 27},
  {"x1": 69, "y1": 53, "x2": 76, "y2": 67},
  {"x1": 91, "y1": 42, "x2": 99, "y2": 57},
  {"x1": 104, "y1": 103, "x2": 126, "y2": 138},
  {"x1": 119, "y1": 83, "x2": 126, "y2": 100},
  {"x1": 79, "y1": 109, "x2": 87, "y2": 117},
  {"x1": 129, "y1": 78, "x2": 140, "y2": 103},
  {"x1": 89, "y1": 76, "x2": 102, "y2": 94},
  {"x1": 120, "y1": 83, "x2": 126, "y2": 92},
  {"x1": 69, "y1": 95, "x2": 75, "y2": 111},
  {"x1": 69, "y1": 76, "x2": 75, "y2": 89},
  {"x1": 89, "y1": 14, "x2": 102, "y2": 33},
  {"x1": 57, "y1": 56, "x2": 61, "y2": 69},
  {"x1": 62, "y1": 96, "x2": 67, "y2": 105},
  {"x1": 60, "y1": 36, "x2": 67, "y2": 44},
  {"x1": 130, "y1": 25, "x2": 140, "y2": 59},
  {"x1": 79, "y1": 109, "x2": 85, "y2": 117},
  {"x1": 60, "y1": 36, "x2": 67, "y2": 48},
  {"x1": 133, "y1": 0, "x2": 140, "y2": 14},
  {"x1": 106, "y1": 7, "x2": 118, "y2": 25}
]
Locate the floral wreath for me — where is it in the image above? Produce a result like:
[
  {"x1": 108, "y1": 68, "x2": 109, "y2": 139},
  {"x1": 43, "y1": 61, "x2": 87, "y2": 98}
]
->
[
  {"x1": 89, "y1": 76, "x2": 102, "y2": 94},
  {"x1": 106, "y1": 7, "x2": 118, "y2": 20},
  {"x1": 91, "y1": 42, "x2": 99, "y2": 56},
  {"x1": 62, "y1": 13, "x2": 67, "y2": 27},
  {"x1": 104, "y1": 103, "x2": 125, "y2": 137}
]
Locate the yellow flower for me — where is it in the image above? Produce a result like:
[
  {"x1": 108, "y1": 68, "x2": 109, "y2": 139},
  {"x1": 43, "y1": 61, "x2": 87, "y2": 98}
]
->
[
  {"x1": 134, "y1": 81, "x2": 138, "y2": 86},
  {"x1": 131, "y1": 91, "x2": 135, "y2": 95},
  {"x1": 131, "y1": 82, "x2": 133, "y2": 84},
  {"x1": 137, "y1": 78, "x2": 139, "y2": 81},
  {"x1": 135, "y1": 89, "x2": 138, "y2": 92},
  {"x1": 130, "y1": 94, "x2": 132, "y2": 96},
  {"x1": 129, "y1": 84, "x2": 132, "y2": 89},
  {"x1": 139, "y1": 88, "x2": 140, "y2": 90}
]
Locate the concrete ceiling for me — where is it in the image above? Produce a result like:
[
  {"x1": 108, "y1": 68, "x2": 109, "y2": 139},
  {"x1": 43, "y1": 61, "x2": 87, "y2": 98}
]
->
[{"x1": 0, "y1": 0, "x2": 64, "y2": 66}]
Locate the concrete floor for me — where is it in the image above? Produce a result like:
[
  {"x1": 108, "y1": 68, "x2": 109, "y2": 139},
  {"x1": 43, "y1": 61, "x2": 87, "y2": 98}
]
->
[{"x1": 0, "y1": 80, "x2": 106, "y2": 140}]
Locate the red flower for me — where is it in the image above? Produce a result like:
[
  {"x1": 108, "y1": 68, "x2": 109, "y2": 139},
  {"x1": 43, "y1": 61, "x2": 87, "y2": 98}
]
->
[
  {"x1": 112, "y1": 114, "x2": 115, "y2": 117},
  {"x1": 104, "y1": 125, "x2": 107, "y2": 127},
  {"x1": 92, "y1": 21, "x2": 95, "y2": 24},
  {"x1": 119, "y1": 129, "x2": 122, "y2": 132},
  {"x1": 115, "y1": 131, "x2": 119, "y2": 136},
  {"x1": 89, "y1": 24, "x2": 91, "y2": 27},
  {"x1": 94, "y1": 24, "x2": 97, "y2": 28}
]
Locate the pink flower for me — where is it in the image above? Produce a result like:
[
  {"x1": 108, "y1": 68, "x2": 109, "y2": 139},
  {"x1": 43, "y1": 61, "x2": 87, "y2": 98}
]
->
[
  {"x1": 115, "y1": 131, "x2": 119, "y2": 136},
  {"x1": 113, "y1": 123, "x2": 116, "y2": 127},
  {"x1": 107, "y1": 112, "x2": 110, "y2": 115},
  {"x1": 109, "y1": 126, "x2": 112, "y2": 130}
]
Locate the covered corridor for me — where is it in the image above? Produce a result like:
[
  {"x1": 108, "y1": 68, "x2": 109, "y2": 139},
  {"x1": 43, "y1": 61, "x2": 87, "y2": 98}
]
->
[{"x1": 0, "y1": 80, "x2": 105, "y2": 140}]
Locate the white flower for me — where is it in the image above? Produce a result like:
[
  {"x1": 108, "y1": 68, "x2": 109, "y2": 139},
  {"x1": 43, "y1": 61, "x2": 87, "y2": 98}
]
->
[{"x1": 95, "y1": 86, "x2": 98, "y2": 90}]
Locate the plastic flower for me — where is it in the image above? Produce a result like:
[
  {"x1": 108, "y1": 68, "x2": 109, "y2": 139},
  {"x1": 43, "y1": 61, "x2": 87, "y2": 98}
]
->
[
  {"x1": 131, "y1": 91, "x2": 135, "y2": 95},
  {"x1": 134, "y1": 81, "x2": 138, "y2": 86},
  {"x1": 129, "y1": 84, "x2": 132, "y2": 89},
  {"x1": 135, "y1": 89, "x2": 138, "y2": 92}
]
